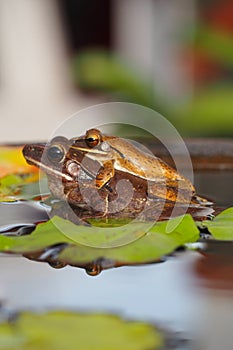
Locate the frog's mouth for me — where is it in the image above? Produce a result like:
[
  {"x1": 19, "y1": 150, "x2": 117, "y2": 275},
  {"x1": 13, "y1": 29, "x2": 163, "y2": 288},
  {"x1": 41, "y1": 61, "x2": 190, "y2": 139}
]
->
[{"x1": 23, "y1": 144, "x2": 45, "y2": 166}]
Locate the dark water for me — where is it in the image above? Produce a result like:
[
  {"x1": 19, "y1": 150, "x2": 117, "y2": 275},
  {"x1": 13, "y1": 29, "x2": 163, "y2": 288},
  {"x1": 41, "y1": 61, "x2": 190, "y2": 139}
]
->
[{"x1": 194, "y1": 170, "x2": 233, "y2": 207}]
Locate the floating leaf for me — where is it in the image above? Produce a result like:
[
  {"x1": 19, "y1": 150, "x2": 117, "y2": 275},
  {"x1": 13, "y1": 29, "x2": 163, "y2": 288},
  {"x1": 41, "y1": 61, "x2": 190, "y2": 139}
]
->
[
  {"x1": 0, "y1": 174, "x2": 41, "y2": 202},
  {"x1": 0, "y1": 311, "x2": 164, "y2": 350},
  {"x1": 37, "y1": 216, "x2": 151, "y2": 248},
  {"x1": 0, "y1": 234, "x2": 14, "y2": 251},
  {"x1": 58, "y1": 215, "x2": 199, "y2": 270},
  {"x1": 202, "y1": 207, "x2": 233, "y2": 240},
  {"x1": 0, "y1": 218, "x2": 74, "y2": 253},
  {"x1": 0, "y1": 214, "x2": 199, "y2": 272},
  {"x1": 0, "y1": 174, "x2": 24, "y2": 201}
]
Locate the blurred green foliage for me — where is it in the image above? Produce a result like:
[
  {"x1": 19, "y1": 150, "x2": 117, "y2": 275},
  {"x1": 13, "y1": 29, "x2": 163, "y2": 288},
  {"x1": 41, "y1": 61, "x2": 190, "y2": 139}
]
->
[
  {"x1": 73, "y1": 51, "x2": 157, "y2": 109},
  {"x1": 72, "y1": 24, "x2": 233, "y2": 137},
  {"x1": 196, "y1": 25, "x2": 233, "y2": 68}
]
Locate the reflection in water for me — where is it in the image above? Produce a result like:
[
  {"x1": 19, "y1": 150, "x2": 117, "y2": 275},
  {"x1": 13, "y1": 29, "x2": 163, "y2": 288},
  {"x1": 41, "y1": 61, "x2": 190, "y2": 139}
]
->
[
  {"x1": 194, "y1": 171, "x2": 233, "y2": 207},
  {"x1": 0, "y1": 200, "x2": 49, "y2": 235},
  {"x1": 193, "y1": 240, "x2": 233, "y2": 350},
  {"x1": 194, "y1": 166, "x2": 233, "y2": 349},
  {"x1": 0, "y1": 251, "x2": 201, "y2": 334}
]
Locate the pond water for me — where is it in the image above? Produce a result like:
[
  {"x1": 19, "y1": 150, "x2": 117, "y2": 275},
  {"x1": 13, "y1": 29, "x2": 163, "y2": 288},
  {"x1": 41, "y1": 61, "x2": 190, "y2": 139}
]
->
[
  {"x1": 0, "y1": 168, "x2": 232, "y2": 349},
  {"x1": 0, "y1": 252, "x2": 198, "y2": 330},
  {"x1": 194, "y1": 170, "x2": 233, "y2": 207}
]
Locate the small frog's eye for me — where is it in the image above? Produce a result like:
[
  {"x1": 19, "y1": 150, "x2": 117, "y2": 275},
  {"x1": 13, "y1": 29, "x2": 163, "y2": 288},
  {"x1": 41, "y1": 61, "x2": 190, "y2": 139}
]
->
[
  {"x1": 85, "y1": 129, "x2": 101, "y2": 148},
  {"x1": 47, "y1": 145, "x2": 65, "y2": 163}
]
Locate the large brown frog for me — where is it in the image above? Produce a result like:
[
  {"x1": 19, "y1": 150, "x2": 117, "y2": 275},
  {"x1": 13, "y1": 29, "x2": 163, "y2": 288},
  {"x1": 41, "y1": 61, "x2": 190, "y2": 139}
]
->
[{"x1": 23, "y1": 129, "x2": 212, "y2": 221}]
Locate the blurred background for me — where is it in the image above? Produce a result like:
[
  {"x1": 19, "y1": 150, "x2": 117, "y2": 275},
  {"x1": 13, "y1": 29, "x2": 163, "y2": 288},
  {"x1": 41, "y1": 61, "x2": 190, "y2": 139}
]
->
[
  {"x1": 0, "y1": 3, "x2": 232, "y2": 348},
  {"x1": 0, "y1": 0, "x2": 233, "y2": 142}
]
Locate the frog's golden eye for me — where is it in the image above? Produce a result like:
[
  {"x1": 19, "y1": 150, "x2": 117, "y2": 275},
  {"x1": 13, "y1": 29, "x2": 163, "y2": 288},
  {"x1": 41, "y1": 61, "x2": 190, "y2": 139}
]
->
[
  {"x1": 47, "y1": 144, "x2": 65, "y2": 163},
  {"x1": 85, "y1": 129, "x2": 101, "y2": 148}
]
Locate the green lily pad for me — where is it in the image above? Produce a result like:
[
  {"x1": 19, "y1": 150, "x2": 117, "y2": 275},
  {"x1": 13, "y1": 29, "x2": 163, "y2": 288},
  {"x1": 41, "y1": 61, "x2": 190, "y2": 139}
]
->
[
  {"x1": 202, "y1": 208, "x2": 233, "y2": 240},
  {"x1": 0, "y1": 311, "x2": 164, "y2": 350},
  {"x1": 0, "y1": 218, "x2": 75, "y2": 253},
  {"x1": 0, "y1": 174, "x2": 26, "y2": 201},
  {"x1": 0, "y1": 214, "x2": 199, "y2": 272},
  {"x1": 58, "y1": 214, "x2": 199, "y2": 270},
  {"x1": 0, "y1": 174, "x2": 48, "y2": 202},
  {"x1": 0, "y1": 235, "x2": 14, "y2": 251},
  {"x1": 38, "y1": 216, "x2": 152, "y2": 248}
]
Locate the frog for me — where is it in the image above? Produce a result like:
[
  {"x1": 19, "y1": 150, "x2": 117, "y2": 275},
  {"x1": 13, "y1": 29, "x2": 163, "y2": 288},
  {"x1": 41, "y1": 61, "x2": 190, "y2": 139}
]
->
[{"x1": 23, "y1": 129, "x2": 212, "y2": 221}]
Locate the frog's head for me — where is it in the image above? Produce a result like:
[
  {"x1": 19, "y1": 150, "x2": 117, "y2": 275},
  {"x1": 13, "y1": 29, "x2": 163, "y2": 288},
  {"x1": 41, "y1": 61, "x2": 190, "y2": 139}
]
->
[
  {"x1": 22, "y1": 131, "x2": 115, "y2": 206},
  {"x1": 23, "y1": 136, "x2": 81, "y2": 182},
  {"x1": 22, "y1": 130, "x2": 110, "y2": 183}
]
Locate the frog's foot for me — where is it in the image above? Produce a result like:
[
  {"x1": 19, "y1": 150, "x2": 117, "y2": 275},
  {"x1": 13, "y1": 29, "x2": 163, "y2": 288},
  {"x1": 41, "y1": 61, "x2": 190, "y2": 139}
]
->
[
  {"x1": 192, "y1": 195, "x2": 213, "y2": 206},
  {"x1": 95, "y1": 161, "x2": 115, "y2": 189}
]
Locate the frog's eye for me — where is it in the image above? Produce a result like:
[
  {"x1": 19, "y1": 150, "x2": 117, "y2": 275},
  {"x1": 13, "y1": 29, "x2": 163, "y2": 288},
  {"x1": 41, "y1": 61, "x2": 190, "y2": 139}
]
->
[
  {"x1": 47, "y1": 145, "x2": 65, "y2": 163},
  {"x1": 85, "y1": 129, "x2": 101, "y2": 148}
]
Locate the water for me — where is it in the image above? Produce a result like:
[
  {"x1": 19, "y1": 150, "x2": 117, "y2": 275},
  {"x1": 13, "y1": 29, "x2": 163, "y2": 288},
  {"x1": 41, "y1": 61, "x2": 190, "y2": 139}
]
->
[
  {"x1": 0, "y1": 252, "x2": 199, "y2": 332},
  {"x1": 194, "y1": 170, "x2": 233, "y2": 207},
  {"x1": 0, "y1": 169, "x2": 232, "y2": 349},
  {"x1": 0, "y1": 200, "x2": 49, "y2": 235}
]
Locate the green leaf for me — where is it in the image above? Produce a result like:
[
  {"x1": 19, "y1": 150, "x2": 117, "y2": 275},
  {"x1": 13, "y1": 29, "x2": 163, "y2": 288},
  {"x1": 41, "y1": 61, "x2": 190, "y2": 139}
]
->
[
  {"x1": 0, "y1": 215, "x2": 199, "y2": 271},
  {"x1": 2, "y1": 219, "x2": 75, "y2": 254},
  {"x1": 0, "y1": 174, "x2": 24, "y2": 201},
  {"x1": 0, "y1": 311, "x2": 164, "y2": 350},
  {"x1": 0, "y1": 174, "x2": 44, "y2": 202},
  {"x1": 202, "y1": 207, "x2": 233, "y2": 240},
  {"x1": 43, "y1": 216, "x2": 151, "y2": 248},
  {"x1": 0, "y1": 235, "x2": 15, "y2": 251},
  {"x1": 58, "y1": 215, "x2": 199, "y2": 268},
  {"x1": 0, "y1": 174, "x2": 23, "y2": 187}
]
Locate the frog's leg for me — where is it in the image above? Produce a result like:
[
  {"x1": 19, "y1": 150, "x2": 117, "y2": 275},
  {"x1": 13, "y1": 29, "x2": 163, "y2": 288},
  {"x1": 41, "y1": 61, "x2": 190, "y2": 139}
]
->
[
  {"x1": 95, "y1": 160, "x2": 115, "y2": 189},
  {"x1": 148, "y1": 181, "x2": 194, "y2": 204},
  {"x1": 166, "y1": 178, "x2": 195, "y2": 194}
]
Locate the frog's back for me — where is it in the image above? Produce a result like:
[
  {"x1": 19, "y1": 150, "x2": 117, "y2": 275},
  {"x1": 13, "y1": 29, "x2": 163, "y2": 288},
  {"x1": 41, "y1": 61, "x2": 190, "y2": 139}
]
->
[{"x1": 108, "y1": 137, "x2": 194, "y2": 191}]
